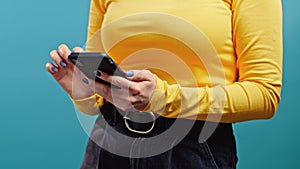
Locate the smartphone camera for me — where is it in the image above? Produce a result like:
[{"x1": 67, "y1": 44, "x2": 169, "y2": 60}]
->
[{"x1": 108, "y1": 58, "x2": 114, "y2": 64}]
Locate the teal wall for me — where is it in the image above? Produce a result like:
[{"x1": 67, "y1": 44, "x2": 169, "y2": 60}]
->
[{"x1": 0, "y1": 0, "x2": 298, "y2": 168}]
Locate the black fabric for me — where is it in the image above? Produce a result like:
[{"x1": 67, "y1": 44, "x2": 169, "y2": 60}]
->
[{"x1": 80, "y1": 103, "x2": 238, "y2": 169}]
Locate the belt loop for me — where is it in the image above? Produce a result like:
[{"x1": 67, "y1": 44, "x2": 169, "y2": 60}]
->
[{"x1": 102, "y1": 100, "x2": 117, "y2": 126}]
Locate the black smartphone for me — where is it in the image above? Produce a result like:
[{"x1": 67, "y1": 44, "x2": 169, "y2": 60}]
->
[{"x1": 68, "y1": 52, "x2": 126, "y2": 87}]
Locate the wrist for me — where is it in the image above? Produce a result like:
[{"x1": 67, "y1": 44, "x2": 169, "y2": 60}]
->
[{"x1": 70, "y1": 89, "x2": 94, "y2": 100}]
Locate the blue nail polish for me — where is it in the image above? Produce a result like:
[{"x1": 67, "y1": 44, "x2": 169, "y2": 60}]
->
[
  {"x1": 51, "y1": 67, "x2": 58, "y2": 73},
  {"x1": 82, "y1": 78, "x2": 89, "y2": 84},
  {"x1": 126, "y1": 71, "x2": 134, "y2": 77},
  {"x1": 94, "y1": 70, "x2": 101, "y2": 76},
  {"x1": 60, "y1": 61, "x2": 67, "y2": 68}
]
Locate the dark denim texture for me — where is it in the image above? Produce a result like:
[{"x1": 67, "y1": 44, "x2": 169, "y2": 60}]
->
[{"x1": 81, "y1": 104, "x2": 238, "y2": 169}]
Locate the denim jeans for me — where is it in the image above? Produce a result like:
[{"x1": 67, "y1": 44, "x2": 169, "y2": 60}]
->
[{"x1": 80, "y1": 104, "x2": 238, "y2": 169}]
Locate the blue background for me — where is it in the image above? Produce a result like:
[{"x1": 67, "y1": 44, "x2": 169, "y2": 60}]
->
[{"x1": 0, "y1": 0, "x2": 299, "y2": 168}]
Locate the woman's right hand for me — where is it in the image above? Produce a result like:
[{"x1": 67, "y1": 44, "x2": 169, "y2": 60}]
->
[{"x1": 45, "y1": 44, "x2": 94, "y2": 99}]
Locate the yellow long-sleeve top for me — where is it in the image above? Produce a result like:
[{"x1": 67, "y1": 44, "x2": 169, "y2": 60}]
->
[{"x1": 72, "y1": 0, "x2": 282, "y2": 123}]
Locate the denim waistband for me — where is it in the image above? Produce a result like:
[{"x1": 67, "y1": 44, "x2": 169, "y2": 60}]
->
[{"x1": 100, "y1": 102, "x2": 233, "y2": 142}]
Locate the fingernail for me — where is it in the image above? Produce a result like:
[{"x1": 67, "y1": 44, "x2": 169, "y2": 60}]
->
[
  {"x1": 51, "y1": 67, "x2": 58, "y2": 73},
  {"x1": 60, "y1": 61, "x2": 67, "y2": 68},
  {"x1": 126, "y1": 71, "x2": 134, "y2": 77},
  {"x1": 94, "y1": 70, "x2": 101, "y2": 76},
  {"x1": 82, "y1": 78, "x2": 89, "y2": 84}
]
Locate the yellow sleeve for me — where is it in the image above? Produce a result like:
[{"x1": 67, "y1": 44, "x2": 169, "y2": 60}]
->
[
  {"x1": 85, "y1": 0, "x2": 107, "y2": 52},
  {"x1": 71, "y1": 94, "x2": 104, "y2": 116},
  {"x1": 70, "y1": 0, "x2": 108, "y2": 115},
  {"x1": 143, "y1": 0, "x2": 283, "y2": 123}
]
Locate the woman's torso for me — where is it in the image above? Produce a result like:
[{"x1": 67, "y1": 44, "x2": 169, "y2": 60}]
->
[{"x1": 89, "y1": 0, "x2": 236, "y2": 87}]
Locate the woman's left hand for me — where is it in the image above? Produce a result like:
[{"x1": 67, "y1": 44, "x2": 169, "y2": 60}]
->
[{"x1": 90, "y1": 70, "x2": 156, "y2": 112}]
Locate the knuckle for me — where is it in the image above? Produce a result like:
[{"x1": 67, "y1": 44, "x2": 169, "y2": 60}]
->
[
  {"x1": 143, "y1": 70, "x2": 155, "y2": 78},
  {"x1": 72, "y1": 47, "x2": 83, "y2": 52},
  {"x1": 129, "y1": 83, "x2": 139, "y2": 92},
  {"x1": 50, "y1": 50, "x2": 57, "y2": 59},
  {"x1": 45, "y1": 62, "x2": 51, "y2": 68},
  {"x1": 129, "y1": 96, "x2": 139, "y2": 105},
  {"x1": 143, "y1": 69, "x2": 151, "y2": 74},
  {"x1": 141, "y1": 70, "x2": 150, "y2": 76},
  {"x1": 102, "y1": 86, "x2": 110, "y2": 97},
  {"x1": 45, "y1": 63, "x2": 51, "y2": 70},
  {"x1": 50, "y1": 50, "x2": 56, "y2": 54},
  {"x1": 58, "y1": 44, "x2": 71, "y2": 58},
  {"x1": 58, "y1": 44, "x2": 67, "y2": 49}
]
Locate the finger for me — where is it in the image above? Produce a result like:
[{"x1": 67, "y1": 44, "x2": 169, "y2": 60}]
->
[
  {"x1": 72, "y1": 47, "x2": 84, "y2": 52},
  {"x1": 126, "y1": 70, "x2": 154, "y2": 82},
  {"x1": 96, "y1": 71, "x2": 133, "y2": 89},
  {"x1": 124, "y1": 70, "x2": 139, "y2": 80},
  {"x1": 57, "y1": 44, "x2": 71, "y2": 61},
  {"x1": 128, "y1": 95, "x2": 143, "y2": 106},
  {"x1": 109, "y1": 90, "x2": 135, "y2": 111},
  {"x1": 49, "y1": 50, "x2": 67, "y2": 69},
  {"x1": 97, "y1": 71, "x2": 141, "y2": 95},
  {"x1": 45, "y1": 62, "x2": 58, "y2": 74}
]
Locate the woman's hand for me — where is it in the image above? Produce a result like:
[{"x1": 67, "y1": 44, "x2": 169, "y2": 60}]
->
[
  {"x1": 46, "y1": 44, "x2": 156, "y2": 111},
  {"x1": 45, "y1": 44, "x2": 94, "y2": 99},
  {"x1": 92, "y1": 70, "x2": 156, "y2": 112}
]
